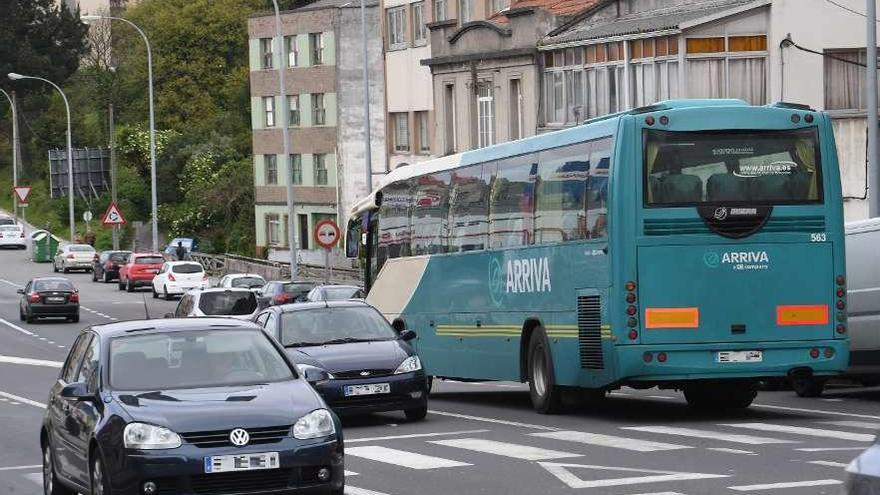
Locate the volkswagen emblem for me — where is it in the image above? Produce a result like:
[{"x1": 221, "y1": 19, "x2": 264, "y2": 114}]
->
[
  {"x1": 713, "y1": 207, "x2": 728, "y2": 221},
  {"x1": 229, "y1": 428, "x2": 250, "y2": 447},
  {"x1": 359, "y1": 371, "x2": 371, "y2": 377}
]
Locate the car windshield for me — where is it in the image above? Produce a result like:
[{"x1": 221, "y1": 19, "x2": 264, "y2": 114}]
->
[
  {"x1": 198, "y1": 292, "x2": 258, "y2": 315},
  {"x1": 171, "y1": 238, "x2": 193, "y2": 248},
  {"x1": 232, "y1": 276, "x2": 265, "y2": 288},
  {"x1": 109, "y1": 253, "x2": 130, "y2": 262},
  {"x1": 34, "y1": 280, "x2": 74, "y2": 291},
  {"x1": 69, "y1": 245, "x2": 95, "y2": 252},
  {"x1": 172, "y1": 263, "x2": 203, "y2": 274},
  {"x1": 282, "y1": 283, "x2": 314, "y2": 295},
  {"x1": 0, "y1": 225, "x2": 20, "y2": 232},
  {"x1": 109, "y1": 329, "x2": 294, "y2": 390},
  {"x1": 321, "y1": 286, "x2": 364, "y2": 300},
  {"x1": 135, "y1": 256, "x2": 164, "y2": 265},
  {"x1": 280, "y1": 306, "x2": 397, "y2": 346},
  {"x1": 0, "y1": 218, "x2": 14, "y2": 225}
]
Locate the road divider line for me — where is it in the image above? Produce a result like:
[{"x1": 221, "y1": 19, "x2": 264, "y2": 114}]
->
[
  {"x1": 795, "y1": 447, "x2": 866, "y2": 452},
  {"x1": 823, "y1": 420, "x2": 880, "y2": 430},
  {"x1": 728, "y1": 479, "x2": 842, "y2": 491},
  {"x1": 531, "y1": 430, "x2": 691, "y2": 452},
  {"x1": 428, "y1": 410, "x2": 560, "y2": 431},
  {"x1": 0, "y1": 355, "x2": 63, "y2": 368},
  {"x1": 622, "y1": 426, "x2": 795, "y2": 445},
  {"x1": 0, "y1": 391, "x2": 46, "y2": 409},
  {"x1": 706, "y1": 448, "x2": 757, "y2": 455},
  {"x1": 722, "y1": 423, "x2": 876, "y2": 442},
  {"x1": 347, "y1": 446, "x2": 470, "y2": 470},
  {"x1": 0, "y1": 465, "x2": 41, "y2": 471},
  {"x1": 807, "y1": 460, "x2": 850, "y2": 468},
  {"x1": 0, "y1": 316, "x2": 35, "y2": 336},
  {"x1": 347, "y1": 429, "x2": 490, "y2": 444},
  {"x1": 345, "y1": 487, "x2": 393, "y2": 495},
  {"x1": 752, "y1": 403, "x2": 880, "y2": 420},
  {"x1": 429, "y1": 438, "x2": 582, "y2": 461}
]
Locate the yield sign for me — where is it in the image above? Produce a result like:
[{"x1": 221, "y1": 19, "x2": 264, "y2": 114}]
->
[
  {"x1": 13, "y1": 186, "x2": 31, "y2": 204},
  {"x1": 537, "y1": 462, "x2": 729, "y2": 489},
  {"x1": 101, "y1": 202, "x2": 126, "y2": 226}
]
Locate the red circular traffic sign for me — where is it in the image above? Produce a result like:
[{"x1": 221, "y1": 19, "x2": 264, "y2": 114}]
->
[{"x1": 314, "y1": 219, "x2": 341, "y2": 249}]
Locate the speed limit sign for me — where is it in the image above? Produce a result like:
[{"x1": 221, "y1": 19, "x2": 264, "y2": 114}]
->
[{"x1": 313, "y1": 219, "x2": 340, "y2": 249}]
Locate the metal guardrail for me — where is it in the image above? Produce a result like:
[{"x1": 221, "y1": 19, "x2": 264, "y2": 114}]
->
[{"x1": 189, "y1": 252, "x2": 363, "y2": 284}]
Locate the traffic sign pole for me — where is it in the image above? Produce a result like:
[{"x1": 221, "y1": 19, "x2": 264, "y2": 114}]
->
[{"x1": 313, "y1": 219, "x2": 341, "y2": 284}]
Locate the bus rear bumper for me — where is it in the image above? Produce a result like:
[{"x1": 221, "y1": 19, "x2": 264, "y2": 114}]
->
[{"x1": 615, "y1": 339, "x2": 849, "y2": 383}]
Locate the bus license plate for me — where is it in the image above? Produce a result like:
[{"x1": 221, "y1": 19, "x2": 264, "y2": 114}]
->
[
  {"x1": 717, "y1": 351, "x2": 763, "y2": 363},
  {"x1": 344, "y1": 383, "x2": 390, "y2": 396},
  {"x1": 204, "y1": 452, "x2": 279, "y2": 473}
]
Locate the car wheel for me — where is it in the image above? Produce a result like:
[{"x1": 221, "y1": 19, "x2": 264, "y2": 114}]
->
[
  {"x1": 42, "y1": 440, "x2": 74, "y2": 495},
  {"x1": 792, "y1": 377, "x2": 827, "y2": 398},
  {"x1": 103, "y1": 271, "x2": 110, "y2": 283},
  {"x1": 92, "y1": 270, "x2": 97, "y2": 282},
  {"x1": 19, "y1": 306, "x2": 25, "y2": 322},
  {"x1": 52, "y1": 262, "x2": 57, "y2": 273},
  {"x1": 152, "y1": 286, "x2": 158, "y2": 299},
  {"x1": 91, "y1": 452, "x2": 109, "y2": 495},
  {"x1": 26, "y1": 310, "x2": 34, "y2": 324},
  {"x1": 527, "y1": 328, "x2": 563, "y2": 414},
  {"x1": 404, "y1": 405, "x2": 428, "y2": 421},
  {"x1": 71, "y1": 313, "x2": 79, "y2": 324},
  {"x1": 62, "y1": 263, "x2": 68, "y2": 274},
  {"x1": 164, "y1": 286, "x2": 172, "y2": 300},
  {"x1": 126, "y1": 279, "x2": 134, "y2": 293},
  {"x1": 118, "y1": 279, "x2": 125, "y2": 291}
]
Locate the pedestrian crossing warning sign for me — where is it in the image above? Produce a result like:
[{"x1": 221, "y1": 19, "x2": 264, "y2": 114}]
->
[{"x1": 101, "y1": 202, "x2": 126, "y2": 226}]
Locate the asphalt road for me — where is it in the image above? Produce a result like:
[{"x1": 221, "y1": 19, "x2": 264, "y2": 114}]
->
[{"x1": 0, "y1": 246, "x2": 877, "y2": 495}]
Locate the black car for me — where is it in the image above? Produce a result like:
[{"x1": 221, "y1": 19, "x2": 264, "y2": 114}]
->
[
  {"x1": 845, "y1": 434, "x2": 880, "y2": 494},
  {"x1": 41, "y1": 318, "x2": 345, "y2": 495},
  {"x1": 259, "y1": 280, "x2": 317, "y2": 306},
  {"x1": 18, "y1": 277, "x2": 80, "y2": 323},
  {"x1": 92, "y1": 250, "x2": 132, "y2": 283},
  {"x1": 255, "y1": 301, "x2": 428, "y2": 420}
]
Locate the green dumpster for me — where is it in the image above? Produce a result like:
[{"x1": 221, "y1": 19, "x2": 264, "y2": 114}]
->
[{"x1": 32, "y1": 232, "x2": 60, "y2": 263}]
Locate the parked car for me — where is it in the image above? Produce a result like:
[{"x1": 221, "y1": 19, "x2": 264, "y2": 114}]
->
[
  {"x1": 170, "y1": 288, "x2": 261, "y2": 320},
  {"x1": 217, "y1": 273, "x2": 267, "y2": 290},
  {"x1": 40, "y1": 318, "x2": 345, "y2": 495},
  {"x1": 845, "y1": 435, "x2": 880, "y2": 494},
  {"x1": 118, "y1": 253, "x2": 165, "y2": 292},
  {"x1": 255, "y1": 300, "x2": 428, "y2": 420},
  {"x1": 18, "y1": 277, "x2": 79, "y2": 323},
  {"x1": 260, "y1": 280, "x2": 316, "y2": 306},
  {"x1": 163, "y1": 237, "x2": 198, "y2": 259},
  {"x1": 52, "y1": 244, "x2": 96, "y2": 273},
  {"x1": 0, "y1": 215, "x2": 15, "y2": 226},
  {"x1": 91, "y1": 250, "x2": 132, "y2": 283},
  {"x1": 0, "y1": 224, "x2": 26, "y2": 249},
  {"x1": 152, "y1": 261, "x2": 209, "y2": 299},
  {"x1": 305, "y1": 284, "x2": 366, "y2": 302}
]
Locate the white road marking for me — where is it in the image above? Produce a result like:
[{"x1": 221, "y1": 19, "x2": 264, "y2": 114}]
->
[
  {"x1": 9, "y1": 402, "x2": 20, "y2": 405},
  {"x1": 429, "y1": 438, "x2": 581, "y2": 461},
  {"x1": 345, "y1": 487, "x2": 393, "y2": 495},
  {"x1": 795, "y1": 447, "x2": 866, "y2": 452},
  {"x1": 23, "y1": 472, "x2": 42, "y2": 485},
  {"x1": 0, "y1": 279, "x2": 19, "y2": 288},
  {"x1": 346, "y1": 446, "x2": 470, "y2": 470},
  {"x1": 0, "y1": 465, "x2": 41, "y2": 471},
  {"x1": 0, "y1": 355, "x2": 63, "y2": 368},
  {"x1": 821, "y1": 398, "x2": 844, "y2": 402},
  {"x1": 728, "y1": 479, "x2": 842, "y2": 491},
  {"x1": 428, "y1": 410, "x2": 559, "y2": 431},
  {"x1": 624, "y1": 493, "x2": 687, "y2": 495},
  {"x1": 752, "y1": 403, "x2": 880, "y2": 420},
  {"x1": 646, "y1": 395, "x2": 677, "y2": 400},
  {"x1": 532, "y1": 430, "x2": 691, "y2": 452},
  {"x1": 723, "y1": 423, "x2": 876, "y2": 442},
  {"x1": 0, "y1": 391, "x2": 46, "y2": 409},
  {"x1": 0, "y1": 316, "x2": 36, "y2": 336},
  {"x1": 706, "y1": 448, "x2": 757, "y2": 455},
  {"x1": 622, "y1": 426, "x2": 795, "y2": 445},
  {"x1": 823, "y1": 420, "x2": 880, "y2": 430},
  {"x1": 347, "y1": 429, "x2": 490, "y2": 444},
  {"x1": 807, "y1": 461, "x2": 850, "y2": 468},
  {"x1": 344, "y1": 470, "x2": 359, "y2": 476},
  {"x1": 537, "y1": 462, "x2": 728, "y2": 489},
  {"x1": 38, "y1": 337, "x2": 46, "y2": 341}
]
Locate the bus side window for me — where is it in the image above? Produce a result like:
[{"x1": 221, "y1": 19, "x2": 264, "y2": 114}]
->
[
  {"x1": 448, "y1": 164, "x2": 489, "y2": 252},
  {"x1": 587, "y1": 138, "x2": 612, "y2": 239},
  {"x1": 377, "y1": 180, "x2": 413, "y2": 263},
  {"x1": 488, "y1": 156, "x2": 535, "y2": 248},
  {"x1": 535, "y1": 142, "x2": 592, "y2": 244},
  {"x1": 410, "y1": 172, "x2": 451, "y2": 255}
]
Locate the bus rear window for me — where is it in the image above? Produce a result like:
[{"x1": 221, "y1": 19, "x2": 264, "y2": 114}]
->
[{"x1": 644, "y1": 128, "x2": 822, "y2": 207}]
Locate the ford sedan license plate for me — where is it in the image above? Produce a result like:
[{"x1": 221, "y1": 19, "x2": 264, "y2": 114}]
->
[
  {"x1": 344, "y1": 383, "x2": 390, "y2": 396},
  {"x1": 204, "y1": 452, "x2": 279, "y2": 473},
  {"x1": 46, "y1": 296, "x2": 65, "y2": 303},
  {"x1": 717, "y1": 350, "x2": 763, "y2": 363}
]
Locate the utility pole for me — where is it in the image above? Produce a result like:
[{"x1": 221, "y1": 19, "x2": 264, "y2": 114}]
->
[
  {"x1": 868, "y1": 0, "x2": 879, "y2": 217},
  {"x1": 109, "y1": 103, "x2": 119, "y2": 249},
  {"x1": 360, "y1": 0, "x2": 373, "y2": 193},
  {"x1": 1, "y1": 89, "x2": 20, "y2": 222}
]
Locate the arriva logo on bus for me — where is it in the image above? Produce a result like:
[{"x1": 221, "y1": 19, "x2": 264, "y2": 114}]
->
[
  {"x1": 705, "y1": 250, "x2": 770, "y2": 271},
  {"x1": 488, "y1": 257, "x2": 553, "y2": 306}
]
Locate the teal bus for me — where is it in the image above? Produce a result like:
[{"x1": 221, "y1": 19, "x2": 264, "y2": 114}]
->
[{"x1": 345, "y1": 100, "x2": 849, "y2": 413}]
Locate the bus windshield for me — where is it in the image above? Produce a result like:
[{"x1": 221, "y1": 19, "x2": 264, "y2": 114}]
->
[{"x1": 644, "y1": 128, "x2": 821, "y2": 207}]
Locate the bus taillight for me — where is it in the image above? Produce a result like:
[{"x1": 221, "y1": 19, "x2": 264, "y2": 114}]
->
[
  {"x1": 657, "y1": 352, "x2": 668, "y2": 363},
  {"x1": 625, "y1": 281, "x2": 636, "y2": 291},
  {"x1": 628, "y1": 330, "x2": 638, "y2": 341},
  {"x1": 626, "y1": 293, "x2": 636, "y2": 304},
  {"x1": 626, "y1": 305, "x2": 637, "y2": 316},
  {"x1": 836, "y1": 275, "x2": 846, "y2": 286},
  {"x1": 836, "y1": 324, "x2": 847, "y2": 335},
  {"x1": 810, "y1": 348, "x2": 820, "y2": 359}
]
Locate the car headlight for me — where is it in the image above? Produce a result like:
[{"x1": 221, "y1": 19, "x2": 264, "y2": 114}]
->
[
  {"x1": 123, "y1": 422, "x2": 181, "y2": 449},
  {"x1": 292, "y1": 409, "x2": 335, "y2": 439},
  {"x1": 296, "y1": 364, "x2": 335, "y2": 380},
  {"x1": 394, "y1": 355, "x2": 422, "y2": 374}
]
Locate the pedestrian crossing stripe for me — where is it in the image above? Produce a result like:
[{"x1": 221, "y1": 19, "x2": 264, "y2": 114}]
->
[
  {"x1": 532, "y1": 430, "x2": 691, "y2": 452},
  {"x1": 621, "y1": 426, "x2": 796, "y2": 445},
  {"x1": 346, "y1": 446, "x2": 471, "y2": 469},
  {"x1": 430, "y1": 438, "x2": 582, "y2": 460},
  {"x1": 537, "y1": 462, "x2": 729, "y2": 489},
  {"x1": 722, "y1": 423, "x2": 877, "y2": 442}
]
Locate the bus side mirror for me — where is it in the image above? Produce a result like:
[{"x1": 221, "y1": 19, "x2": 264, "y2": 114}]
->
[{"x1": 345, "y1": 220, "x2": 360, "y2": 258}]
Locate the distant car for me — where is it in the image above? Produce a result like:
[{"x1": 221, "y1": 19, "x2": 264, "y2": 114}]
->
[
  {"x1": 845, "y1": 435, "x2": 880, "y2": 494},
  {"x1": 92, "y1": 250, "x2": 131, "y2": 283},
  {"x1": 118, "y1": 253, "x2": 165, "y2": 292},
  {"x1": 217, "y1": 273, "x2": 267, "y2": 290},
  {"x1": 255, "y1": 300, "x2": 428, "y2": 420},
  {"x1": 18, "y1": 277, "x2": 79, "y2": 323},
  {"x1": 52, "y1": 244, "x2": 96, "y2": 273},
  {"x1": 0, "y1": 215, "x2": 15, "y2": 226},
  {"x1": 164, "y1": 237, "x2": 198, "y2": 258},
  {"x1": 40, "y1": 318, "x2": 345, "y2": 495},
  {"x1": 305, "y1": 284, "x2": 365, "y2": 302},
  {"x1": 260, "y1": 280, "x2": 316, "y2": 306},
  {"x1": 152, "y1": 261, "x2": 209, "y2": 299},
  {"x1": 0, "y1": 224, "x2": 26, "y2": 249},
  {"x1": 170, "y1": 288, "x2": 261, "y2": 320}
]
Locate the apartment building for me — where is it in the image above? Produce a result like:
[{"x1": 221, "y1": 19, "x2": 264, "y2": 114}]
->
[{"x1": 248, "y1": 0, "x2": 386, "y2": 260}]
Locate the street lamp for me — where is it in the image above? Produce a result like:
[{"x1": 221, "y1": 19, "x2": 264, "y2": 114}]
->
[
  {"x1": 81, "y1": 14, "x2": 159, "y2": 252},
  {"x1": 0, "y1": 88, "x2": 19, "y2": 222},
  {"x1": 8, "y1": 73, "x2": 76, "y2": 241}
]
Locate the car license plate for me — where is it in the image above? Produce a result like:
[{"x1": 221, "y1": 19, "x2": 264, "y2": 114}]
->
[
  {"x1": 716, "y1": 350, "x2": 763, "y2": 363},
  {"x1": 46, "y1": 296, "x2": 65, "y2": 304},
  {"x1": 344, "y1": 383, "x2": 390, "y2": 396},
  {"x1": 204, "y1": 452, "x2": 279, "y2": 474},
  {"x1": 149, "y1": 269, "x2": 159, "y2": 273}
]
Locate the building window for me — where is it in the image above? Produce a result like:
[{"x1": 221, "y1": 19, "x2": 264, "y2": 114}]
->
[
  {"x1": 630, "y1": 36, "x2": 680, "y2": 108},
  {"x1": 444, "y1": 84, "x2": 456, "y2": 154},
  {"x1": 825, "y1": 49, "x2": 875, "y2": 111},
  {"x1": 310, "y1": 33, "x2": 324, "y2": 65},
  {"x1": 291, "y1": 154, "x2": 302, "y2": 184},
  {"x1": 312, "y1": 93, "x2": 326, "y2": 125},
  {"x1": 314, "y1": 153, "x2": 328, "y2": 185},
  {"x1": 298, "y1": 214, "x2": 309, "y2": 249},
  {"x1": 286, "y1": 35, "x2": 297, "y2": 67},
  {"x1": 288, "y1": 95, "x2": 300, "y2": 126},
  {"x1": 267, "y1": 214, "x2": 282, "y2": 246},
  {"x1": 265, "y1": 154, "x2": 278, "y2": 185},
  {"x1": 477, "y1": 82, "x2": 495, "y2": 148},
  {"x1": 412, "y1": 3, "x2": 426, "y2": 45},
  {"x1": 509, "y1": 78, "x2": 522, "y2": 140},
  {"x1": 415, "y1": 111, "x2": 430, "y2": 153},
  {"x1": 387, "y1": 7, "x2": 407, "y2": 48},
  {"x1": 260, "y1": 38, "x2": 273, "y2": 69},
  {"x1": 685, "y1": 35, "x2": 767, "y2": 104},
  {"x1": 392, "y1": 112, "x2": 410, "y2": 153},
  {"x1": 459, "y1": 0, "x2": 472, "y2": 23},
  {"x1": 263, "y1": 96, "x2": 275, "y2": 127},
  {"x1": 486, "y1": 0, "x2": 508, "y2": 15},
  {"x1": 434, "y1": 0, "x2": 447, "y2": 21}
]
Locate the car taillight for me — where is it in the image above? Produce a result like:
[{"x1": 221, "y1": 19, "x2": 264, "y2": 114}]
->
[
  {"x1": 29, "y1": 293, "x2": 40, "y2": 303},
  {"x1": 67, "y1": 254, "x2": 75, "y2": 259},
  {"x1": 69, "y1": 292, "x2": 79, "y2": 303},
  {"x1": 168, "y1": 273, "x2": 176, "y2": 282},
  {"x1": 19, "y1": 232, "x2": 24, "y2": 238},
  {"x1": 274, "y1": 294, "x2": 289, "y2": 304},
  {"x1": 93, "y1": 254, "x2": 99, "y2": 262},
  {"x1": 105, "y1": 261, "x2": 114, "y2": 269},
  {"x1": 202, "y1": 273, "x2": 208, "y2": 281}
]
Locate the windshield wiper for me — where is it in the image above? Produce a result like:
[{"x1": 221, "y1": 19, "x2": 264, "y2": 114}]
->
[
  {"x1": 135, "y1": 391, "x2": 180, "y2": 402},
  {"x1": 321, "y1": 337, "x2": 375, "y2": 345},
  {"x1": 284, "y1": 341, "x2": 323, "y2": 347}
]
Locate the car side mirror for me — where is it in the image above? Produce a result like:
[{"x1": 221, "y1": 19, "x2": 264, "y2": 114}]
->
[
  {"x1": 60, "y1": 382, "x2": 92, "y2": 402},
  {"x1": 164, "y1": 313, "x2": 175, "y2": 318},
  {"x1": 399, "y1": 330, "x2": 417, "y2": 342},
  {"x1": 304, "y1": 367, "x2": 330, "y2": 384},
  {"x1": 16, "y1": 288, "x2": 24, "y2": 295},
  {"x1": 258, "y1": 299, "x2": 270, "y2": 310}
]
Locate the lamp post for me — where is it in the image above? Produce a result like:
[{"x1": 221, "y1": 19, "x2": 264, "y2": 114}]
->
[
  {"x1": 8, "y1": 73, "x2": 75, "y2": 240},
  {"x1": 0, "y1": 88, "x2": 19, "y2": 221},
  {"x1": 81, "y1": 14, "x2": 158, "y2": 251}
]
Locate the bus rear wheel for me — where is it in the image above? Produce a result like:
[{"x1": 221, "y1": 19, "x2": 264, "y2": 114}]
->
[
  {"x1": 684, "y1": 381, "x2": 757, "y2": 410},
  {"x1": 527, "y1": 328, "x2": 564, "y2": 414},
  {"x1": 791, "y1": 377, "x2": 826, "y2": 397}
]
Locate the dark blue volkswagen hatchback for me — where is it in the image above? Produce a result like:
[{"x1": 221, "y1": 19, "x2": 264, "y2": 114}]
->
[{"x1": 41, "y1": 318, "x2": 344, "y2": 495}]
